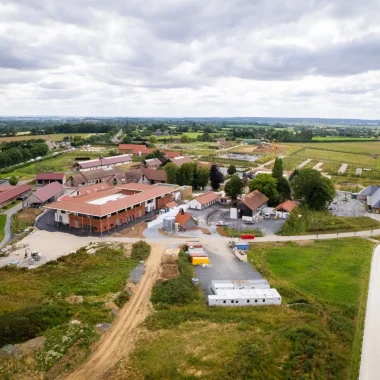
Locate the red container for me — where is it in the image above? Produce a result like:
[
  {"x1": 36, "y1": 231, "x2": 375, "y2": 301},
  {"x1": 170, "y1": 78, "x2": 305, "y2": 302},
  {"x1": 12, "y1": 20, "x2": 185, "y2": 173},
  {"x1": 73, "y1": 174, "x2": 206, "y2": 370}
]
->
[{"x1": 240, "y1": 234, "x2": 255, "y2": 240}]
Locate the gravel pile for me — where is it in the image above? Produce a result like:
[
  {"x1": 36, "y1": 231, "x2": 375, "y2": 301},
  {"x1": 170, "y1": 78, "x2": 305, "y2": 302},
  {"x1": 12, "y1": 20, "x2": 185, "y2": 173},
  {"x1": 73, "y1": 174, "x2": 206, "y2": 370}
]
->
[{"x1": 129, "y1": 263, "x2": 145, "y2": 284}]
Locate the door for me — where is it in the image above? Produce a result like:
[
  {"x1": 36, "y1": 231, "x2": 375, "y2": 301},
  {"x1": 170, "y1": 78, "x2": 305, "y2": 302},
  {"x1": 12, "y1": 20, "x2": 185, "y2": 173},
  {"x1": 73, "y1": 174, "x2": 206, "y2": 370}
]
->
[{"x1": 74, "y1": 220, "x2": 79, "y2": 228}]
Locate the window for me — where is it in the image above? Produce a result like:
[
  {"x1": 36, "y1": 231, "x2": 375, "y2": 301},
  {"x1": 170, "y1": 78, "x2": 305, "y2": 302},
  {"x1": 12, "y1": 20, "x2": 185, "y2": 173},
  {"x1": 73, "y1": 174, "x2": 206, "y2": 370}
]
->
[
  {"x1": 223, "y1": 300, "x2": 226, "y2": 304},
  {"x1": 263, "y1": 299, "x2": 265, "y2": 303},
  {"x1": 231, "y1": 300, "x2": 233, "y2": 304},
  {"x1": 255, "y1": 300, "x2": 257, "y2": 303},
  {"x1": 247, "y1": 300, "x2": 250, "y2": 303},
  {"x1": 61, "y1": 210, "x2": 66, "y2": 214},
  {"x1": 110, "y1": 223, "x2": 114, "y2": 227},
  {"x1": 235, "y1": 300, "x2": 238, "y2": 303}
]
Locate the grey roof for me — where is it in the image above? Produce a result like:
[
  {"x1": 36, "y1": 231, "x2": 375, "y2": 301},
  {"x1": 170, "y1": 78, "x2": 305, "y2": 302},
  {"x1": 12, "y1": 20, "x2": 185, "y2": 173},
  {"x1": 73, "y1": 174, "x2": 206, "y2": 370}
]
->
[{"x1": 359, "y1": 185, "x2": 380, "y2": 197}]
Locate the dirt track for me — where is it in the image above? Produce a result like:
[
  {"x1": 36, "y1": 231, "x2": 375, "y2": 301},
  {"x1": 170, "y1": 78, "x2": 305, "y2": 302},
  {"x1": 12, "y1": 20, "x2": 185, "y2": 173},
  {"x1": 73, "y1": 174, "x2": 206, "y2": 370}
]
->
[{"x1": 65, "y1": 243, "x2": 165, "y2": 380}]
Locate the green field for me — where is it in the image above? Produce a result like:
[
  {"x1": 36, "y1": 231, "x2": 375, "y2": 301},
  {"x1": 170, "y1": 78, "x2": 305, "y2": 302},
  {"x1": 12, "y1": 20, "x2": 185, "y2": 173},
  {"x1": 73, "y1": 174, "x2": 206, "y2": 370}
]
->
[
  {"x1": 124, "y1": 238, "x2": 373, "y2": 380},
  {"x1": 312, "y1": 137, "x2": 375, "y2": 141},
  {"x1": 281, "y1": 156, "x2": 305, "y2": 171},
  {"x1": 0, "y1": 244, "x2": 139, "y2": 378},
  {"x1": 279, "y1": 210, "x2": 380, "y2": 235},
  {"x1": 0, "y1": 133, "x2": 100, "y2": 143},
  {"x1": 0, "y1": 214, "x2": 6, "y2": 242}
]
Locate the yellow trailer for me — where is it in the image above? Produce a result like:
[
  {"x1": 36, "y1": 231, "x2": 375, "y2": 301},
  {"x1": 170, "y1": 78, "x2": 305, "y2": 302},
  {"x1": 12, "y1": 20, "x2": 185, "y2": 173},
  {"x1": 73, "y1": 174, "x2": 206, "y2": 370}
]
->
[{"x1": 191, "y1": 256, "x2": 210, "y2": 266}]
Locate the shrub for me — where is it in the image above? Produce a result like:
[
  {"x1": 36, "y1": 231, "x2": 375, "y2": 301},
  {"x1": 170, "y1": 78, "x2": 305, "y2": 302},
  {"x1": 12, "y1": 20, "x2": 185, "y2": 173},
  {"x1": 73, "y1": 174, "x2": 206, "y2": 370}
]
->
[
  {"x1": 0, "y1": 305, "x2": 71, "y2": 346},
  {"x1": 151, "y1": 250, "x2": 199, "y2": 305},
  {"x1": 114, "y1": 291, "x2": 130, "y2": 308},
  {"x1": 131, "y1": 240, "x2": 151, "y2": 261}
]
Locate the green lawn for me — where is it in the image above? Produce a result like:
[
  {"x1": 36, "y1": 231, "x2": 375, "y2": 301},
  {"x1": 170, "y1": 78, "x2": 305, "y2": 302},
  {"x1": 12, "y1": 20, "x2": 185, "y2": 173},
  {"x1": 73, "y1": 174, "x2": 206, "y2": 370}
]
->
[
  {"x1": 281, "y1": 156, "x2": 305, "y2": 170},
  {"x1": 124, "y1": 238, "x2": 373, "y2": 380},
  {"x1": 0, "y1": 214, "x2": 6, "y2": 242},
  {"x1": 0, "y1": 133, "x2": 101, "y2": 143},
  {"x1": 312, "y1": 137, "x2": 375, "y2": 141}
]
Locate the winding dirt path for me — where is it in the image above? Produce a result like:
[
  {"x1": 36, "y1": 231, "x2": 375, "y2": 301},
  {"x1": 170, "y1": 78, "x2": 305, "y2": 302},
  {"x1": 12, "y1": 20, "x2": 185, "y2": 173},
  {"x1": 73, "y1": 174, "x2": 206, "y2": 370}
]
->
[{"x1": 65, "y1": 243, "x2": 165, "y2": 380}]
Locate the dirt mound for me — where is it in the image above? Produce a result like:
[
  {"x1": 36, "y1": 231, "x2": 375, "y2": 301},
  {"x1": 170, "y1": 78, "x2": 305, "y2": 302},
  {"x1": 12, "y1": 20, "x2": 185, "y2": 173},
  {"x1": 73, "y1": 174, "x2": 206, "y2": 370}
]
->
[
  {"x1": 111, "y1": 222, "x2": 147, "y2": 238},
  {"x1": 161, "y1": 263, "x2": 179, "y2": 279}
]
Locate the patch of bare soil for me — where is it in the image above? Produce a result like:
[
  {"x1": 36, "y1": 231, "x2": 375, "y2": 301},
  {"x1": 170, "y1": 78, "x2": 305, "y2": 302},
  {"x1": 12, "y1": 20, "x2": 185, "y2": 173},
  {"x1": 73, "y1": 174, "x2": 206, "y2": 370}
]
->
[
  {"x1": 18, "y1": 208, "x2": 43, "y2": 224},
  {"x1": 199, "y1": 227, "x2": 211, "y2": 235},
  {"x1": 112, "y1": 222, "x2": 147, "y2": 238},
  {"x1": 296, "y1": 240, "x2": 313, "y2": 246},
  {"x1": 65, "y1": 243, "x2": 165, "y2": 380},
  {"x1": 216, "y1": 226, "x2": 230, "y2": 237}
]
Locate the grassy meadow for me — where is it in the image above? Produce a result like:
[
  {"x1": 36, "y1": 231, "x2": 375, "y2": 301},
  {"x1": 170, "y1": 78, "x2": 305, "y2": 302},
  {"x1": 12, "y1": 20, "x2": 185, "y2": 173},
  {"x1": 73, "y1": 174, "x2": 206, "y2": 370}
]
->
[
  {"x1": 0, "y1": 133, "x2": 100, "y2": 143},
  {"x1": 124, "y1": 238, "x2": 373, "y2": 380},
  {"x1": 0, "y1": 244, "x2": 140, "y2": 378}
]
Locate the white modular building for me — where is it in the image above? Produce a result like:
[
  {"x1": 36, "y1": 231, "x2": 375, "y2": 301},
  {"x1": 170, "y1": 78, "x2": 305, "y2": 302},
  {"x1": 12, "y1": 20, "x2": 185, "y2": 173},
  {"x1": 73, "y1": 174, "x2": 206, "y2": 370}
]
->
[
  {"x1": 211, "y1": 279, "x2": 270, "y2": 294},
  {"x1": 208, "y1": 288, "x2": 281, "y2": 307}
]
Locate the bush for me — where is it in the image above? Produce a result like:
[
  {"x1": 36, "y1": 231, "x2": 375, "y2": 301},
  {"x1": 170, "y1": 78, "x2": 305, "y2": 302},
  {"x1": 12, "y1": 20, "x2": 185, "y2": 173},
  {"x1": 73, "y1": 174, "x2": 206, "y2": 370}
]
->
[
  {"x1": 114, "y1": 291, "x2": 130, "y2": 308},
  {"x1": 0, "y1": 305, "x2": 71, "y2": 346},
  {"x1": 131, "y1": 240, "x2": 151, "y2": 261},
  {"x1": 151, "y1": 250, "x2": 199, "y2": 306}
]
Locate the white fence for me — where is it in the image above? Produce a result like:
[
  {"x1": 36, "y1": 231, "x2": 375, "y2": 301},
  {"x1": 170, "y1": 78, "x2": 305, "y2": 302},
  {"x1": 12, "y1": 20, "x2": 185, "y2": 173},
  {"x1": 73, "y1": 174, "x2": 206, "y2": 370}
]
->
[{"x1": 147, "y1": 204, "x2": 190, "y2": 228}]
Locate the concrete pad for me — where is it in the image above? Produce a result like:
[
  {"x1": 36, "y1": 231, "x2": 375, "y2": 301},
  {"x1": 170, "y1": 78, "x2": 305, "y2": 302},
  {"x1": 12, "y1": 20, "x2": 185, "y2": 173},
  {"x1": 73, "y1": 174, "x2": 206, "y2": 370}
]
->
[
  {"x1": 338, "y1": 163, "x2": 348, "y2": 174},
  {"x1": 297, "y1": 159, "x2": 312, "y2": 169}
]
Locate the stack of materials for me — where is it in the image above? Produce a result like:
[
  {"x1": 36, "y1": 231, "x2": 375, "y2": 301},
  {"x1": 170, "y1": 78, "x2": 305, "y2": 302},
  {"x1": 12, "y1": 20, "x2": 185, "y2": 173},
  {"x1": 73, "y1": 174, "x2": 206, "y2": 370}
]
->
[{"x1": 186, "y1": 241, "x2": 210, "y2": 265}]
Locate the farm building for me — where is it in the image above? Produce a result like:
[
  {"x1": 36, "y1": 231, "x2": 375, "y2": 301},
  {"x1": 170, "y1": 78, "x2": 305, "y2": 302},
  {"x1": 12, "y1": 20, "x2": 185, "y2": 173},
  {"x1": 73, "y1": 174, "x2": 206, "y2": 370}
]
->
[
  {"x1": 189, "y1": 191, "x2": 220, "y2": 209},
  {"x1": 142, "y1": 158, "x2": 162, "y2": 169},
  {"x1": 0, "y1": 184, "x2": 32, "y2": 208},
  {"x1": 230, "y1": 190, "x2": 268, "y2": 221},
  {"x1": 274, "y1": 200, "x2": 297, "y2": 218},
  {"x1": 164, "y1": 151, "x2": 181, "y2": 159},
  {"x1": 211, "y1": 280, "x2": 270, "y2": 293},
  {"x1": 118, "y1": 144, "x2": 155, "y2": 155},
  {"x1": 73, "y1": 183, "x2": 111, "y2": 196},
  {"x1": 358, "y1": 185, "x2": 380, "y2": 213},
  {"x1": 75, "y1": 155, "x2": 132, "y2": 171},
  {"x1": 175, "y1": 209, "x2": 198, "y2": 231},
  {"x1": 167, "y1": 155, "x2": 194, "y2": 168},
  {"x1": 45, "y1": 183, "x2": 177, "y2": 234},
  {"x1": 67, "y1": 168, "x2": 122, "y2": 187},
  {"x1": 23, "y1": 182, "x2": 64, "y2": 208},
  {"x1": 36, "y1": 172, "x2": 66, "y2": 185},
  {"x1": 141, "y1": 169, "x2": 167, "y2": 184},
  {"x1": 208, "y1": 288, "x2": 282, "y2": 307}
]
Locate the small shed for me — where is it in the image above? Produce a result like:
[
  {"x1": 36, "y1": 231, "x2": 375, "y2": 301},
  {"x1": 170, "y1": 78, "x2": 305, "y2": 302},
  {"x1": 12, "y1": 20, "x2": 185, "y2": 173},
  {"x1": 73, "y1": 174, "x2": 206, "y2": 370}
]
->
[
  {"x1": 189, "y1": 191, "x2": 220, "y2": 210},
  {"x1": 36, "y1": 172, "x2": 66, "y2": 185},
  {"x1": 274, "y1": 200, "x2": 297, "y2": 219},
  {"x1": 175, "y1": 209, "x2": 198, "y2": 231},
  {"x1": 23, "y1": 182, "x2": 64, "y2": 208}
]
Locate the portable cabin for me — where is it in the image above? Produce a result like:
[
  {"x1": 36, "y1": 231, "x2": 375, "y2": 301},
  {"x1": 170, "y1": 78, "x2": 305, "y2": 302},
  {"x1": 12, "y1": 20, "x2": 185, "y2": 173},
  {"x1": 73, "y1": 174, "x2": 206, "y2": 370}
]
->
[
  {"x1": 191, "y1": 256, "x2": 210, "y2": 265},
  {"x1": 208, "y1": 288, "x2": 281, "y2": 307},
  {"x1": 186, "y1": 241, "x2": 203, "y2": 249},
  {"x1": 234, "y1": 242, "x2": 249, "y2": 250},
  {"x1": 188, "y1": 247, "x2": 206, "y2": 255},
  {"x1": 211, "y1": 280, "x2": 270, "y2": 294}
]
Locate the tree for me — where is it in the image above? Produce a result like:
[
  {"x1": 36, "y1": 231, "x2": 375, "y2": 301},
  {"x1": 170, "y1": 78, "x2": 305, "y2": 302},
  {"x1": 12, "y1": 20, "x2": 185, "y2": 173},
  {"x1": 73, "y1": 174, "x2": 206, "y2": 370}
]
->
[
  {"x1": 293, "y1": 168, "x2": 335, "y2": 210},
  {"x1": 210, "y1": 164, "x2": 224, "y2": 190},
  {"x1": 148, "y1": 135, "x2": 158, "y2": 145},
  {"x1": 145, "y1": 150, "x2": 165, "y2": 162},
  {"x1": 122, "y1": 135, "x2": 132, "y2": 144},
  {"x1": 227, "y1": 164, "x2": 237, "y2": 175},
  {"x1": 249, "y1": 173, "x2": 279, "y2": 204},
  {"x1": 164, "y1": 163, "x2": 178, "y2": 184},
  {"x1": 225, "y1": 175, "x2": 244, "y2": 200},
  {"x1": 9, "y1": 176, "x2": 18, "y2": 186},
  {"x1": 180, "y1": 135, "x2": 191, "y2": 143},
  {"x1": 289, "y1": 168, "x2": 300, "y2": 184},
  {"x1": 277, "y1": 176, "x2": 291, "y2": 202},
  {"x1": 272, "y1": 157, "x2": 283, "y2": 179},
  {"x1": 197, "y1": 166, "x2": 210, "y2": 189},
  {"x1": 177, "y1": 163, "x2": 196, "y2": 186}
]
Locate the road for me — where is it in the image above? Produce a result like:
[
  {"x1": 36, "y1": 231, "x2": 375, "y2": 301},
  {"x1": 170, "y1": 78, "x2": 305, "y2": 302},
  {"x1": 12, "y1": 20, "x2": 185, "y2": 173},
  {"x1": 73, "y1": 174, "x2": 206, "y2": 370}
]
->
[
  {"x1": 0, "y1": 202, "x2": 23, "y2": 248},
  {"x1": 66, "y1": 243, "x2": 165, "y2": 380},
  {"x1": 359, "y1": 242, "x2": 380, "y2": 380}
]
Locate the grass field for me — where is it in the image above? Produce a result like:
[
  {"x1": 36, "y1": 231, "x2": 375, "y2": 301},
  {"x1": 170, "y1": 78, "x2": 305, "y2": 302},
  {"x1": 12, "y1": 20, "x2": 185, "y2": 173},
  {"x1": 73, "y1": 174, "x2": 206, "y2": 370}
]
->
[
  {"x1": 0, "y1": 133, "x2": 100, "y2": 143},
  {"x1": 0, "y1": 243, "x2": 139, "y2": 377},
  {"x1": 293, "y1": 148, "x2": 378, "y2": 167},
  {"x1": 0, "y1": 214, "x2": 6, "y2": 242},
  {"x1": 125, "y1": 238, "x2": 373, "y2": 380},
  {"x1": 312, "y1": 137, "x2": 375, "y2": 141},
  {"x1": 281, "y1": 156, "x2": 305, "y2": 171},
  {"x1": 279, "y1": 210, "x2": 380, "y2": 235}
]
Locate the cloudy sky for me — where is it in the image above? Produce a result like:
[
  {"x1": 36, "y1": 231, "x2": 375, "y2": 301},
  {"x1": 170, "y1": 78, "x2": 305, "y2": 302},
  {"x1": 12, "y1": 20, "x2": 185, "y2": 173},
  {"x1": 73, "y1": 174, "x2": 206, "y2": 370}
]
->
[{"x1": 1, "y1": 0, "x2": 380, "y2": 118}]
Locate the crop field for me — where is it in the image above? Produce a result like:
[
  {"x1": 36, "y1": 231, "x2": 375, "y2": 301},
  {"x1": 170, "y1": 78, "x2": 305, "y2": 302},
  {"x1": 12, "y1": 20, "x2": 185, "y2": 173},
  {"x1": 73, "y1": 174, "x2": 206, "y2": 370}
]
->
[
  {"x1": 293, "y1": 148, "x2": 379, "y2": 167},
  {"x1": 124, "y1": 238, "x2": 372, "y2": 380},
  {"x1": 0, "y1": 133, "x2": 100, "y2": 143}
]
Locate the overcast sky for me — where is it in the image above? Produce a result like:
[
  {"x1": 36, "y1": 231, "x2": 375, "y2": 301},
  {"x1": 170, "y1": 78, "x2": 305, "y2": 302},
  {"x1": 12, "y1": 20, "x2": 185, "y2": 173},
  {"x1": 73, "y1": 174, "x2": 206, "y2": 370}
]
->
[{"x1": 1, "y1": 0, "x2": 380, "y2": 118}]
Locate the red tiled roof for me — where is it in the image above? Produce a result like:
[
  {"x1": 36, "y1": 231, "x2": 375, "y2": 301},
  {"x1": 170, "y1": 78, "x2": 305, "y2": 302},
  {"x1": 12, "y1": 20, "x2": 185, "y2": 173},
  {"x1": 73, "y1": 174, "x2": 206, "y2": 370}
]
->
[
  {"x1": 36, "y1": 172, "x2": 65, "y2": 181},
  {"x1": 164, "y1": 151, "x2": 181, "y2": 158},
  {"x1": 240, "y1": 190, "x2": 268, "y2": 211},
  {"x1": 142, "y1": 169, "x2": 167, "y2": 182},
  {"x1": 46, "y1": 185, "x2": 175, "y2": 217},
  {"x1": 116, "y1": 183, "x2": 161, "y2": 192},
  {"x1": 75, "y1": 183, "x2": 111, "y2": 196},
  {"x1": 169, "y1": 156, "x2": 194, "y2": 167},
  {"x1": 32, "y1": 182, "x2": 63, "y2": 203},
  {"x1": 0, "y1": 186, "x2": 14, "y2": 193},
  {"x1": 77, "y1": 155, "x2": 131, "y2": 169},
  {"x1": 165, "y1": 201, "x2": 178, "y2": 209},
  {"x1": 144, "y1": 158, "x2": 162, "y2": 167},
  {"x1": 274, "y1": 200, "x2": 297, "y2": 213},
  {"x1": 118, "y1": 144, "x2": 154, "y2": 155},
  {"x1": 0, "y1": 184, "x2": 32, "y2": 204},
  {"x1": 194, "y1": 191, "x2": 219, "y2": 205},
  {"x1": 175, "y1": 210, "x2": 192, "y2": 228}
]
